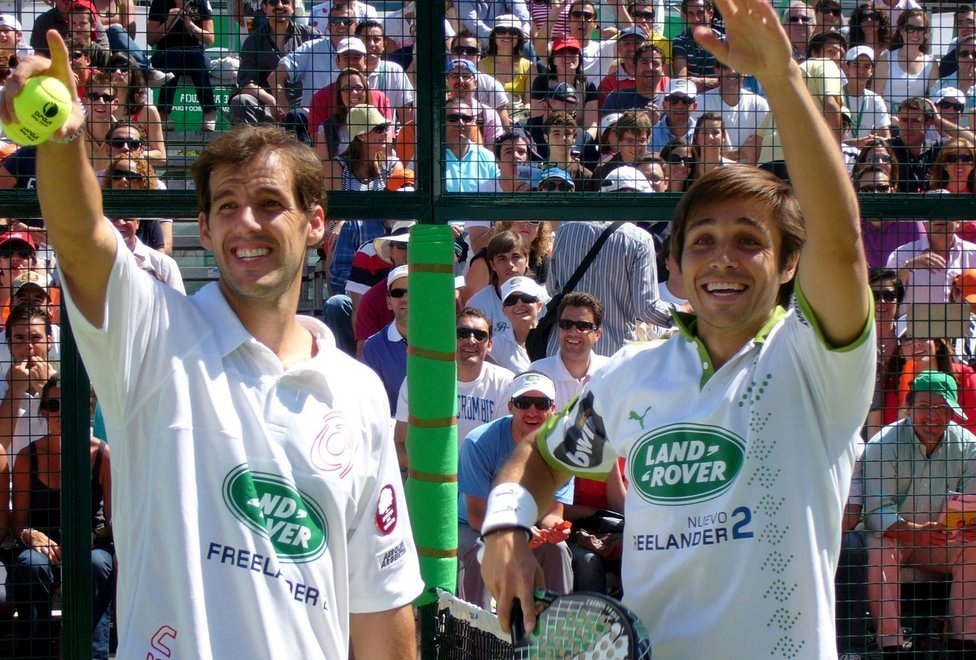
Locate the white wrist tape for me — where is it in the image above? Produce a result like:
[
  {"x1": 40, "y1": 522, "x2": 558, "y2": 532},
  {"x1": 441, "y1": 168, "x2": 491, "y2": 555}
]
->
[{"x1": 481, "y1": 482, "x2": 539, "y2": 537}]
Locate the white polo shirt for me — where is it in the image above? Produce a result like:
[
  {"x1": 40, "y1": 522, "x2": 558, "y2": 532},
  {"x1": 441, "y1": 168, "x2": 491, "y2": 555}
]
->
[
  {"x1": 63, "y1": 232, "x2": 423, "y2": 660},
  {"x1": 529, "y1": 350, "x2": 610, "y2": 411},
  {"x1": 886, "y1": 234, "x2": 976, "y2": 307},
  {"x1": 534, "y1": 289, "x2": 875, "y2": 659}
]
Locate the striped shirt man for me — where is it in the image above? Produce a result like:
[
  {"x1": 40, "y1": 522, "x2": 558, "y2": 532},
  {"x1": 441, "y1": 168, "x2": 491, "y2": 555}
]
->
[{"x1": 545, "y1": 222, "x2": 669, "y2": 357}]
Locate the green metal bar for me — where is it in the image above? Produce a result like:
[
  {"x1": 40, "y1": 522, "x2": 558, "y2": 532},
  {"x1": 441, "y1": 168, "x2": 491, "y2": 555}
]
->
[
  {"x1": 59, "y1": 307, "x2": 93, "y2": 659},
  {"x1": 5, "y1": 189, "x2": 975, "y2": 220},
  {"x1": 414, "y1": 0, "x2": 445, "y2": 214}
]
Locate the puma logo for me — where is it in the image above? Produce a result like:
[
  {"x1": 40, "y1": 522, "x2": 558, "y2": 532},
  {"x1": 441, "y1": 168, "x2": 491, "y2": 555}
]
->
[{"x1": 629, "y1": 406, "x2": 653, "y2": 429}]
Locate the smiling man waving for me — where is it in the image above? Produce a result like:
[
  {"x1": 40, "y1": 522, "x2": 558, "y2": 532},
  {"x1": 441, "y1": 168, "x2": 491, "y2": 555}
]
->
[{"x1": 479, "y1": 0, "x2": 875, "y2": 656}]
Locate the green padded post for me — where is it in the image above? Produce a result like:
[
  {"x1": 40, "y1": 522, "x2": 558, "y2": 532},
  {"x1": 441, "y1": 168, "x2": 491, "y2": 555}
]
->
[{"x1": 405, "y1": 224, "x2": 459, "y2": 607}]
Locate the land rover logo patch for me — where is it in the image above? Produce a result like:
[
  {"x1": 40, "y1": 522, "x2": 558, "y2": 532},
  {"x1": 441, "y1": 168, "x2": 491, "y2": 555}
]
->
[
  {"x1": 222, "y1": 465, "x2": 329, "y2": 563},
  {"x1": 628, "y1": 424, "x2": 745, "y2": 505}
]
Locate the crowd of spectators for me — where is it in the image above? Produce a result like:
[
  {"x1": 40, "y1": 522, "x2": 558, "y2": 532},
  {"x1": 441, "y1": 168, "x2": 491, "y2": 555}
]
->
[{"x1": 2, "y1": 0, "x2": 976, "y2": 657}]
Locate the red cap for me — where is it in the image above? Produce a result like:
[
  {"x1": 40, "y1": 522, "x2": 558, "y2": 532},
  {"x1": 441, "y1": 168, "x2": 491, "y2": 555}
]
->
[
  {"x1": 954, "y1": 269, "x2": 976, "y2": 303},
  {"x1": 0, "y1": 231, "x2": 36, "y2": 251},
  {"x1": 551, "y1": 36, "x2": 582, "y2": 53},
  {"x1": 69, "y1": 0, "x2": 100, "y2": 15}
]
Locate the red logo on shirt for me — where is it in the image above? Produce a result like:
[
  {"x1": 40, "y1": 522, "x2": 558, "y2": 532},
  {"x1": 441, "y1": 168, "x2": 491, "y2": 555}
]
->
[
  {"x1": 310, "y1": 411, "x2": 356, "y2": 478},
  {"x1": 375, "y1": 484, "x2": 398, "y2": 535}
]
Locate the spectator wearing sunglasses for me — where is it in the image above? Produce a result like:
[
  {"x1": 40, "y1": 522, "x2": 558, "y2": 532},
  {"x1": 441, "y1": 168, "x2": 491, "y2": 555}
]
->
[
  {"x1": 596, "y1": 27, "x2": 664, "y2": 112},
  {"x1": 528, "y1": 292, "x2": 608, "y2": 411},
  {"x1": 450, "y1": 27, "x2": 513, "y2": 128},
  {"x1": 272, "y1": 3, "x2": 358, "y2": 143},
  {"x1": 491, "y1": 276, "x2": 547, "y2": 373},
  {"x1": 649, "y1": 78, "x2": 697, "y2": 154},
  {"x1": 0, "y1": 232, "x2": 38, "y2": 317},
  {"x1": 456, "y1": 0, "x2": 531, "y2": 48},
  {"x1": 927, "y1": 87, "x2": 976, "y2": 142},
  {"x1": 354, "y1": 223, "x2": 413, "y2": 356},
  {"x1": 447, "y1": 57, "x2": 503, "y2": 145},
  {"x1": 623, "y1": 0, "x2": 671, "y2": 67},
  {"x1": 444, "y1": 97, "x2": 501, "y2": 192},
  {"x1": 814, "y1": 0, "x2": 847, "y2": 36},
  {"x1": 783, "y1": 1, "x2": 816, "y2": 60},
  {"x1": 362, "y1": 265, "x2": 409, "y2": 413},
  {"x1": 456, "y1": 370, "x2": 572, "y2": 609},
  {"x1": 355, "y1": 20, "x2": 415, "y2": 126},
  {"x1": 393, "y1": 308, "x2": 515, "y2": 468},
  {"x1": 467, "y1": 230, "x2": 532, "y2": 341},
  {"x1": 874, "y1": 9, "x2": 934, "y2": 115},
  {"x1": 855, "y1": 166, "x2": 924, "y2": 269},
  {"x1": 481, "y1": 15, "x2": 532, "y2": 118},
  {"x1": 309, "y1": 0, "x2": 377, "y2": 33},
  {"x1": 929, "y1": 137, "x2": 976, "y2": 193},
  {"x1": 848, "y1": 3, "x2": 890, "y2": 56},
  {"x1": 932, "y1": 35, "x2": 976, "y2": 127},
  {"x1": 100, "y1": 156, "x2": 168, "y2": 253},
  {"x1": 937, "y1": 5, "x2": 975, "y2": 80},
  {"x1": 660, "y1": 137, "x2": 695, "y2": 192},
  {"x1": 230, "y1": 0, "x2": 318, "y2": 126},
  {"x1": 103, "y1": 55, "x2": 166, "y2": 165}
]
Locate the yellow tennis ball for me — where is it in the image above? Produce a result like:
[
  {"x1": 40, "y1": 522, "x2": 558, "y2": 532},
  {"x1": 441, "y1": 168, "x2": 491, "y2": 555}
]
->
[{"x1": 1, "y1": 76, "x2": 72, "y2": 146}]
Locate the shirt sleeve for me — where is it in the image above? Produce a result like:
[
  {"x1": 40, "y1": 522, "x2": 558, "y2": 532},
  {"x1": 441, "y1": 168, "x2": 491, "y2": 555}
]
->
[
  {"x1": 237, "y1": 36, "x2": 260, "y2": 87},
  {"x1": 457, "y1": 424, "x2": 496, "y2": 502},
  {"x1": 393, "y1": 378, "x2": 408, "y2": 423},
  {"x1": 862, "y1": 431, "x2": 903, "y2": 533}
]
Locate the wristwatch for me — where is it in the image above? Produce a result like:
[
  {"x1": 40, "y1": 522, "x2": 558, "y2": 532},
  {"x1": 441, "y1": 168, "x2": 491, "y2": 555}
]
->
[{"x1": 48, "y1": 102, "x2": 88, "y2": 144}]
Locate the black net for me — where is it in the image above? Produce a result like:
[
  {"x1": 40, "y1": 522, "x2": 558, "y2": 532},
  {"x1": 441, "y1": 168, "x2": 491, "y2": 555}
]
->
[{"x1": 434, "y1": 590, "x2": 512, "y2": 660}]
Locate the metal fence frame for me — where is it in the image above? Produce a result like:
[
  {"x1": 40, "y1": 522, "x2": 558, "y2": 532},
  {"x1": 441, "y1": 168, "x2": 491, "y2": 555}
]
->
[{"x1": 3, "y1": 0, "x2": 973, "y2": 655}]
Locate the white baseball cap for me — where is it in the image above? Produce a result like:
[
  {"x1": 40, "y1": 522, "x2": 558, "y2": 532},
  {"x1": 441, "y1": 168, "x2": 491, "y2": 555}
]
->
[
  {"x1": 601, "y1": 165, "x2": 654, "y2": 193},
  {"x1": 663, "y1": 78, "x2": 697, "y2": 100},
  {"x1": 0, "y1": 14, "x2": 22, "y2": 32},
  {"x1": 599, "y1": 112, "x2": 624, "y2": 135},
  {"x1": 387, "y1": 265, "x2": 409, "y2": 289},
  {"x1": 510, "y1": 371, "x2": 557, "y2": 400},
  {"x1": 845, "y1": 45, "x2": 875, "y2": 62},
  {"x1": 336, "y1": 37, "x2": 367, "y2": 55},
  {"x1": 500, "y1": 276, "x2": 545, "y2": 303},
  {"x1": 933, "y1": 86, "x2": 966, "y2": 106},
  {"x1": 492, "y1": 13, "x2": 525, "y2": 37}
]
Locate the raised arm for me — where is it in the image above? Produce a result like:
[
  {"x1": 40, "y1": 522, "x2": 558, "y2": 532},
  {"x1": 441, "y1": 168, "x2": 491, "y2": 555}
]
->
[
  {"x1": 695, "y1": 0, "x2": 869, "y2": 346},
  {"x1": 0, "y1": 31, "x2": 118, "y2": 328}
]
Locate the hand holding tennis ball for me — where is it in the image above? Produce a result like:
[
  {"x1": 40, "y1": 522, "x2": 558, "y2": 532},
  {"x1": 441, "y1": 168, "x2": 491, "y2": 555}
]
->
[{"x1": 0, "y1": 30, "x2": 84, "y2": 146}]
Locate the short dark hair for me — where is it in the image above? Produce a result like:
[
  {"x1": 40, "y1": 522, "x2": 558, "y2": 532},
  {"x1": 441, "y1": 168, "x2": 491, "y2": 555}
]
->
[
  {"x1": 457, "y1": 307, "x2": 492, "y2": 338},
  {"x1": 681, "y1": 0, "x2": 713, "y2": 13},
  {"x1": 356, "y1": 20, "x2": 383, "y2": 34},
  {"x1": 493, "y1": 129, "x2": 530, "y2": 158},
  {"x1": 806, "y1": 30, "x2": 847, "y2": 58},
  {"x1": 869, "y1": 267, "x2": 904, "y2": 305},
  {"x1": 558, "y1": 292, "x2": 605, "y2": 327},
  {"x1": 5, "y1": 303, "x2": 52, "y2": 345},
  {"x1": 545, "y1": 111, "x2": 578, "y2": 133},
  {"x1": 633, "y1": 41, "x2": 665, "y2": 66},
  {"x1": 191, "y1": 126, "x2": 326, "y2": 221},
  {"x1": 614, "y1": 110, "x2": 653, "y2": 140},
  {"x1": 40, "y1": 374, "x2": 59, "y2": 406}
]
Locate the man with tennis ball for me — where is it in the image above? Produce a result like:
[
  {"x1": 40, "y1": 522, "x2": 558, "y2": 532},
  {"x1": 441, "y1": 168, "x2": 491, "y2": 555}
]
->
[
  {"x1": 480, "y1": 0, "x2": 875, "y2": 656},
  {"x1": 2, "y1": 30, "x2": 422, "y2": 660}
]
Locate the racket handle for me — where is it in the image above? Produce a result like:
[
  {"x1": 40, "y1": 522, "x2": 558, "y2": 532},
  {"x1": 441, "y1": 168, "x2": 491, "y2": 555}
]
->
[{"x1": 510, "y1": 598, "x2": 527, "y2": 643}]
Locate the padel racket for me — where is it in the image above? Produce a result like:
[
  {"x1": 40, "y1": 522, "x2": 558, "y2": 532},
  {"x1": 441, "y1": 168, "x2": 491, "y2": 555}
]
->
[{"x1": 510, "y1": 591, "x2": 652, "y2": 659}]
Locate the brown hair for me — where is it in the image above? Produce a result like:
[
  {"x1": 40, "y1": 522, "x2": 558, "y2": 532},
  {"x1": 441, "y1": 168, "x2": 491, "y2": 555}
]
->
[
  {"x1": 558, "y1": 291, "x2": 605, "y2": 327},
  {"x1": 457, "y1": 306, "x2": 493, "y2": 338},
  {"x1": 614, "y1": 110, "x2": 653, "y2": 140},
  {"x1": 670, "y1": 164, "x2": 806, "y2": 275},
  {"x1": 486, "y1": 230, "x2": 529, "y2": 284},
  {"x1": 497, "y1": 222, "x2": 554, "y2": 273},
  {"x1": 545, "y1": 111, "x2": 578, "y2": 133},
  {"x1": 892, "y1": 8, "x2": 931, "y2": 53},
  {"x1": 191, "y1": 126, "x2": 327, "y2": 220},
  {"x1": 333, "y1": 68, "x2": 372, "y2": 123},
  {"x1": 929, "y1": 137, "x2": 976, "y2": 191},
  {"x1": 102, "y1": 155, "x2": 160, "y2": 190}
]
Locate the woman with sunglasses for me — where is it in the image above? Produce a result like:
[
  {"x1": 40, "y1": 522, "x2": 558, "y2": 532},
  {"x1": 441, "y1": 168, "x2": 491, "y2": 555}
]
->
[
  {"x1": 874, "y1": 9, "x2": 936, "y2": 113},
  {"x1": 929, "y1": 137, "x2": 976, "y2": 193},
  {"x1": 11, "y1": 374, "x2": 115, "y2": 660},
  {"x1": 848, "y1": 2, "x2": 890, "y2": 55},
  {"x1": 491, "y1": 275, "x2": 547, "y2": 373},
  {"x1": 659, "y1": 137, "x2": 694, "y2": 192},
  {"x1": 481, "y1": 15, "x2": 532, "y2": 120},
  {"x1": 323, "y1": 103, "x2": 402, "y2": 193},
  {"x1": 852, "y1": 136, "x2": 900, "y2": 180},
  {"x1": 930, "y1": 35, "x2": 976, "y2": 121},
  {"x1": 497, "y1": 221, "x2": 553, "y2": 284},
  {"x1": 103, "y1": 53, "x2": 166, "y2": 164},
  {"x1": 313, "y1": 68, "x2": 373, "y2": 164},
  {"x1": 146, "y1": 0, "x2": 217, "y2": 131},
  {"x1": 100, "y1": 155, "x2": 170, "y2": 253}
]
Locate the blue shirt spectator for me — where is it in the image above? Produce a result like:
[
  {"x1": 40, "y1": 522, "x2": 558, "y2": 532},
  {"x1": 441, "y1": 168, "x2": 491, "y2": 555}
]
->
[
  {"x1": 445, "y1": 142, "x2": 501, "y2": 192},
  {"x1": 362, "y1": 322, "x2": 407, "y2": 412},
  {"x1": 328, "y1": 221, "x2": 388, "y2": 295}
]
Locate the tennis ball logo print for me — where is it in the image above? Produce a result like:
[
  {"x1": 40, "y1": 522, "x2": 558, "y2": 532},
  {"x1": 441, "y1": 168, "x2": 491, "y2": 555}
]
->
[
  {"x1": 1, "y1": 76, "x2": 72, "y2": 146},
  {"x1": 629, "y1": 423, "x2": 745, "y2": 505},
  {"x1": 222, "y1": 465, "x2": 329, "y2": 562}
]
